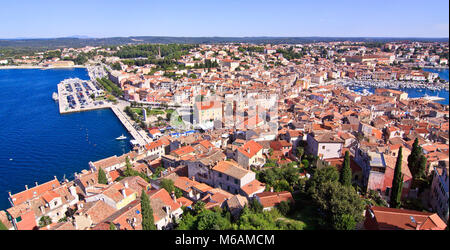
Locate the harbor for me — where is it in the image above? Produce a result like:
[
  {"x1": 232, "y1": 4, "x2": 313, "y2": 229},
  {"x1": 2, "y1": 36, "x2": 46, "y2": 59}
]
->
[
  {"x1": 338, "y1": 79, "x2": 449, "y2": 92},
  {"x1": 56, "y1": 76, "x2": 153, "y2": 147},
  {"x1": 56, "y1": 78, "x2": 108, "y2": 114}
]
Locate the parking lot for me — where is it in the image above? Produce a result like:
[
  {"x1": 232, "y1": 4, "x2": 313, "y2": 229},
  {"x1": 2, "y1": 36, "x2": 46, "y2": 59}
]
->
[{"x1": 58, "y1": 78, "x2": 107, "y2": 113}]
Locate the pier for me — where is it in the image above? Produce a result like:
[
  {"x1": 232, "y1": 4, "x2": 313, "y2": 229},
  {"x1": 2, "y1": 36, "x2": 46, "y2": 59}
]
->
[
  {"x1": 410, "y1": 96, "x2": 446, "y2": 102},
  {"x1": 110, "y1": 105, "x2": 153, "y2": 146}
]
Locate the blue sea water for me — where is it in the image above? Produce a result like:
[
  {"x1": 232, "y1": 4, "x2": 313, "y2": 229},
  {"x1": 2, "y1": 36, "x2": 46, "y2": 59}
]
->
[
  {"x1": 423, "y1": 68, "x2": 449, "y2": 82},
  {"x1": 350, "y1": 68, "x2": 449, "y2": 105},
  {"x1": 0, "y1": 68, "x2": 132, "y2": 210}
]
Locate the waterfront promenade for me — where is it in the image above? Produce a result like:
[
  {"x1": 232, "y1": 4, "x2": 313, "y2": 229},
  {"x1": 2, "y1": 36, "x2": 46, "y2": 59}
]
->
[{"x1": 110, "y1": 105, "x2": 153, "y2": 146}]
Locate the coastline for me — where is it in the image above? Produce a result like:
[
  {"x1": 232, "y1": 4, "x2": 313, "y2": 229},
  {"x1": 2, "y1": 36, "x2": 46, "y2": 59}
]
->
[
  {"x1": 422, "y1": 66, "x2": 449, "y2": 70},
  {"x1": 0, "y1": 65, "x2": 86, "y2": 70}
]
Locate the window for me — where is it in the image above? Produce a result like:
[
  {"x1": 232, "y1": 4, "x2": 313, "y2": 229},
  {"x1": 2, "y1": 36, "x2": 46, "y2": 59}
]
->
[
  {"x1": 16, "y1": 216, "x2": 22, "y2": 223},
  {"x1": 322, "y1": 146, "x2": 325, "y2": 150},
  {"x1": 226, "y1": 176, "x2": 229, "y2": 181},
  {"x1": 234, "y1": 179, "x2": 238, "y2": 185},
  {"x1": 218, "y1": 173, "x2": 222, "y2": 178}
]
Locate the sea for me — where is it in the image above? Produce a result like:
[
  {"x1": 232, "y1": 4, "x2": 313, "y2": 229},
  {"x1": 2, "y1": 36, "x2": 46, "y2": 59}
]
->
[
  {"x1": 349, "y1": 68, "x2": 449, "y2": 105},
  {"x1": 0, "y1": 68, "x2": 132, "y2": 210}
]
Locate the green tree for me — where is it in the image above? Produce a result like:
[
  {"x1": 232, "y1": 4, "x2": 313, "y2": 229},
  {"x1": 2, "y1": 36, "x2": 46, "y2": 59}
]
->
[
  {"x1": 141, "y1": 190, "x2": 156, "y2": 230},
  {"x1": 160, "y1": 179, "x2": 182, "y2": 198},
  {"x1": 249, "y1": 198, "x2": 263, "y2": 213},
  {"x1": 111, "y1": 62, "x2": 122, "y2": 71},
  {"x1": 196, "y1": 209, "x2": 231, "y2": 230},
  {"x1": 109, "y1": 222, "x2": 117, "y2": 230},
  {"x1": 98, "y1": 167, "x2": 108, "y2": 185},
  {"x1": 301, "y1": 159, "x2": 309, "y2": 169},
  {"x1": 153, "y1": 166, "x2": 164, "y2": 178},
  {"x1": 408, "y1": 138, "x2": 423, "y2": 179},
  {"x1": 311, "y1": 181, "x2": 364, "y2": 230},
  {"x1": 333, "y1": 213, "x2": 357, "y2": 230},
  {"x1": 417, "y1": 155, "x2": 428, "y2": 179},
  {"x1": 275, "y1": 179, "x2": 292, "y2": 192},
  {"x1": 277, "y1": 201, "x2": 291, "y2": 216},
  {"x1": 176, "y1": 212, "x2": 197, "y2": 230},
  {"x1": 390, "y1": 147, "x2": 404, "y2": 208},
  {"x1": 74, "y1": 53, "x2": 88, "y2": 65},
  {"x1": 307, "y1": 166, "x2": 339, "y2": 194},
  {"x1": 307, "y1": 165, "x2": 364, "y2": 229},
  {"x1": 297, "y1": 147, "x2": 304, "y2": 161},
  {"x1": 340, "y1": 151, "x2": 352, "y2": 187},
  {"x1": 39, "y1": 216, "x2": 52, "y2": 227},
  {"x1": 193, "y1": 201, "x2": 206, "y2": 215},
  {"x1": 0, "y1": 220, "x2": 7, "y2": 230}
]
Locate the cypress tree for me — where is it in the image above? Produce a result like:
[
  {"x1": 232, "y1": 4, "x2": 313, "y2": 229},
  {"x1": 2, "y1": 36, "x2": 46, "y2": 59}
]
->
[
  {"x1": 418, "y1": 155, "x2": 427, "y2": 179},
  {"x1": 390, "y1": 147, "x2": 404, "y2": 208},
  {"x1": 340, "y1": 151, "x2": 352, "y2": 187},
  {"x1": 407, "y1": 138, "x2": 422, "y2": 179},
  {"x1": 98, "y1": 168, "x2": 108, "y2": 185},
  {"x1": 141, "y1": 189, "x2": 156, "y2": 230}
]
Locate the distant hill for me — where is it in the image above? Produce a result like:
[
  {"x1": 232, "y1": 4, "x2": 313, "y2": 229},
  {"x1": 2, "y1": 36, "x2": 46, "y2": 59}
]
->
[{"x1": 0, "y1": 36, "x2": 448, "y2": 50}]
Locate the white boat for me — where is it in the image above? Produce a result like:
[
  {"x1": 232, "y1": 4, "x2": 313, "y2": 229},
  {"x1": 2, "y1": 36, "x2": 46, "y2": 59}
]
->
[
  {"x1": 52, "y1": 92, "x2": 58, "y2": 101},
  {"x1": 116, "y1": 134, "x2": 127, "y2": 140}
]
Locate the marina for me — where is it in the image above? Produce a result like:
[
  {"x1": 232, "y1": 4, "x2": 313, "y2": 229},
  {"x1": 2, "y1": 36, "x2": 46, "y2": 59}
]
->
[
  {"x1": 339, "y1": 79, "x2": 449, "y2": 92},
  {"x1": 0, "y1": 68, "x2": 133, "y2": 210},
  {"x1": 56, "y1": 76, "x2": 153, "y2": 147}
]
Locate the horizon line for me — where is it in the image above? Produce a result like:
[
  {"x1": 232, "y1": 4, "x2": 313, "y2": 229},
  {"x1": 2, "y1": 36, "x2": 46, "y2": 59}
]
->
[{"x1": 1, "y1": 35, "x2": 449, "y2": 40}]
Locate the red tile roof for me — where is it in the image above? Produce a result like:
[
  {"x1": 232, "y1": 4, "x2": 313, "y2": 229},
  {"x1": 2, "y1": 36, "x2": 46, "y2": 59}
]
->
[
  {"x1": 10, "y1": 178, "x2": 60, "y2": 206},
  {"x1": 237, "y1": 140, "x2": 263, "y2": 158},
  {"x1": 241, "y1": 179, "x2": 266, "y2": 196},
  {"x1": 255, "y1": 191, "x2": 294, "y2": 208},
  {"x1": 365, "y1": 206, "x2": 447, "y2": 230}
]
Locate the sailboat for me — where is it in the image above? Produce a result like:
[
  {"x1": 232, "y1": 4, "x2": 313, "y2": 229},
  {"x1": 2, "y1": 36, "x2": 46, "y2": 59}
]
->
[{"x1": 116, "y1": 134, "x2": 127, "y2": 140}]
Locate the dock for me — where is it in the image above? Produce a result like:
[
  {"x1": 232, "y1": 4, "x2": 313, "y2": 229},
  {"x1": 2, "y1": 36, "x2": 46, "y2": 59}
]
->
[
  {"x1": 57, "y1": 78, "x2": 152, "y2": 147},
  {"x1": 110, "y1": 106, "x2": 153, "y2": 146},
  {"x1": 410, "y1": 96, "x2": 445, "y2": 101}
]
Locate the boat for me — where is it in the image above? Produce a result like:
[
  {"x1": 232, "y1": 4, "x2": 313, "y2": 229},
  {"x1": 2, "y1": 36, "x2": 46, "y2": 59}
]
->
[
  {"x1": 116, "y1": 134, "x2": 127, "y2": 140},
  {"x1": 52, "y1": 92, "x2": 58, "y2": 101}
]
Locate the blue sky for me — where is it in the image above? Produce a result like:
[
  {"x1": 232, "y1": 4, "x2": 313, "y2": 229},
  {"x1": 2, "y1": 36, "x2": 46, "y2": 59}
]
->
[{"x1": 1, "y1": 0, "x2": 448, "y2": 38}]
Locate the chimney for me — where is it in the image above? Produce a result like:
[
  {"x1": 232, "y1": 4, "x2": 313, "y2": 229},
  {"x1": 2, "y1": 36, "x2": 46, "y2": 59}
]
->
[
  {"x1": 25, "y1": 185, "x2": 28, "y2": 190},
  {"x1": 8, "y1": 192, "x2": 11, "y2": 197},
  {"x1": 35, "y1": 182, "x2": 38, "y2": 187},
  {"x1": 171, "y1": 191, "x2": 176, "y2": 202},
  {"x1": 191, "y1": 176, "x2": 195, "y2": 182},
  {"x1": 415, "y1": 222, "x2": 422, "y2": 230},
  {"x1": 124, "y1": 182, "x2": 128, "y2": 188},
  {"x1": 121, "y1": 189, "x2": 127, "y2": 198},
  {"x1": 54, "y1": 176, "x2": 57, "y2": 180},
  {"x1": 270, "y1": 186, "x2": 274, "y2": 192}
]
